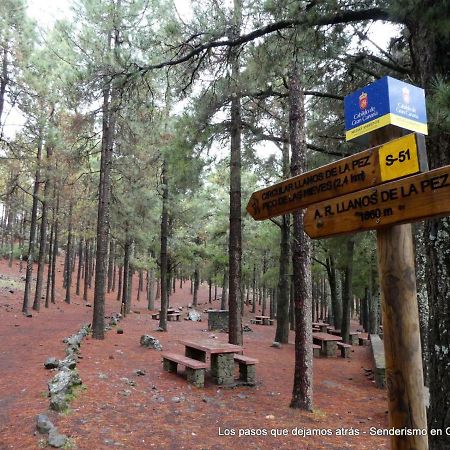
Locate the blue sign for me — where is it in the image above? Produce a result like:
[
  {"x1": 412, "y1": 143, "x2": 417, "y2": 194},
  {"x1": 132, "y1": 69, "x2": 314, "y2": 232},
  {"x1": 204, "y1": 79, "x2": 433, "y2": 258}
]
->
[{"x1": 344, "y1": 76, "x2": 428, "y2": 141}]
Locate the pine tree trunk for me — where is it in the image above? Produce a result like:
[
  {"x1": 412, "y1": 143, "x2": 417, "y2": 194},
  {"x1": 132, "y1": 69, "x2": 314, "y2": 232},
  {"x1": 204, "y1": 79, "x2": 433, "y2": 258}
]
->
[
  {"x1": 275, "y1": 131, "x2": 291, "y2": 343},
  {"x1": 326, "y1": 256, "x2": 340, "y2": 328},
  {"x1": 50, "y1": 194, "x2": 59, "y2": 305},
  {"x1": 22, "y1": 134, "x2": 43, "y2": 314},
  {"x1": 64, "y1": 203, "x2": 73, "y2": 304},
  {"x1": 289, "y1": 58, "x2": 313, "y2": 411},
  {"x1": 83, "y1": 239, "x2": 90, "y2": 302},
  {"x1": 116, "y1": 265, "x2": 122, "y2": 302},
  {"x1": 107, "y1": 239, "x2": 114, "y2": 293},
  {"x1": 158, "y1": 158, "x2": 169, "y2": 331},
  {"x1": 147, "y1": 268, "x2": 155, "y2": 310},
  {"x1": 33, "y1": 146, "x2": 51, "y2": 312},
  {"x1": 193, "y1": 265, "x2": 199, "y2": 307},
  {"x1": 221, "y1": 270, "x2": 228, "y2": 310},
  {"x1": 341, "y1": 238, "x2": 355, "y2": 344},
  {"x1": 76, "y1": 238, "x2": 83, "y2": 296},
  {"x1": 122, "y1": 236, "x2": 131, "y2": 316},
  {"x1": 45, "y1": 221, "x2": 54, "y2": 309},
  {"x1": 92, "y1": 22, "x2": 120, "y2": 338},
  {"x1": 251, "y1": 266, "x2": 256, "y2": 314},
  {"x1": 227, "y1": 0, "x2": 243, "y2": 346}
]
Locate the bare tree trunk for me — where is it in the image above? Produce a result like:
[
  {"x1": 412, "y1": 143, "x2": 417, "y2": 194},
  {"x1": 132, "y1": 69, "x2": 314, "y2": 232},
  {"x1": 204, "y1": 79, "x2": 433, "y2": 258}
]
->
[
  {"x1": 221, "y1": 270, "x2": 228, "y2": 310},
  {"x1": 93, "y1": 44, "x2": 117, "y2": 338},
  {"x1": 289, "y1": 58, "x2": 313, "y2": 411},
  {"x1": 227, "y1": 0, "x2": 243, "y2": 346},
  {"x1": 122, "y1": 235, "x2": 131, "y2": 316},
  {"x1": 22, "y1": 133, "x2": 43, "y2": 314},
  {"x1": 64, "y1": 203, "x2": 73, "y2": 304},
  {"x1": 45, "y1": 220, "x2": 54, "y2": 309},
  {"x1": 193, "y1": 265, "x2": 199, "y2": 307},
  {"x1": 341, "y1": 237, "x2": 355, "y2": 343},
  {"x1": 83, "y1": 239, "x2": 90, "y2": 302},
  {"x1": 76, "y1": 238, "x2": 83, "y2": 296},
  {"x1": 147, "y1": 268, "x2": 155, "y2": 310},
  {"x1": 51, "y1": 194, "x2": 59, "y2": 305},
  {"x1": 158, "y1": 158, "x2": 169, "y2": 331},
  {"x1": 107, "y1": 239, "x2": 114, "y2": 293},
  {"x1": 32, "y1": 158, "x2": 50, "y2": 311},
  {"x1": 116, "y1": 265, "x2": 122, "y2": 302},
  {"x1": 275, "y1": 132, "x2": 291, "y2": 343},
  {"x1": 326, "y1": 255, "x2": 340, "y2": 328}
]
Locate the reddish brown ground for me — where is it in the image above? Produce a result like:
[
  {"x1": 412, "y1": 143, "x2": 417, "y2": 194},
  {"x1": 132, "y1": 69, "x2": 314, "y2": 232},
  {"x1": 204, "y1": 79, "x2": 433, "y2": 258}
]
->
[{"x1": 0, "y1": 257, "x2": 389, "y2": 449}]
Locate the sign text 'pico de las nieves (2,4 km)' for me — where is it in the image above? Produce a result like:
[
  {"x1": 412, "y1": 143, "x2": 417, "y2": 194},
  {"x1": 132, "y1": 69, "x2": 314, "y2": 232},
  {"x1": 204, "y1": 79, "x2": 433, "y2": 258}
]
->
[{"x1": 246, "y1": 133, "x2": 427, "y2": 221}]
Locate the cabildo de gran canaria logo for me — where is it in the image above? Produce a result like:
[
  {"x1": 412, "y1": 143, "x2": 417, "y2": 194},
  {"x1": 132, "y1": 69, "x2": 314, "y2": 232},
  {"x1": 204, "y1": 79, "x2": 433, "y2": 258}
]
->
[
  {"x1": 359, "y1": 92, "x2": 368, "y2": 110},
  {"x1": 402, "y1": 87, "x2": 410, "y2": 105}
]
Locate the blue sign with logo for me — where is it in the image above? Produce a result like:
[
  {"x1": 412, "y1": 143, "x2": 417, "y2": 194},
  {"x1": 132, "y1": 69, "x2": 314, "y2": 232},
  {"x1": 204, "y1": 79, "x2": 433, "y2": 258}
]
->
[{"x1": 344, "y1": 76, "x2": 428, "y2": 141}]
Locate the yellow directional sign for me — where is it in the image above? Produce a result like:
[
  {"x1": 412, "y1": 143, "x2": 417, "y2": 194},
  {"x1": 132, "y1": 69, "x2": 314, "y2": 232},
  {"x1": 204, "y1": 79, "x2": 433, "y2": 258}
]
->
[
  {"x1": 246, "y1": 133, "x2": 427, "y2": 221},
  {"x1": 304, "y1": 165, "x2": 450, "y2": 239}
]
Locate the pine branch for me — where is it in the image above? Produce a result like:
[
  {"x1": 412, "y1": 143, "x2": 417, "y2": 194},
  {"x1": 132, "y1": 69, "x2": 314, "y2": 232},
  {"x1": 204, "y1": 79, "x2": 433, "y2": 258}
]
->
[
  {"x1": 350, "y1": 53, "x2": 410, "y2": 74},
  {"x1": 135, "y1": 7, "x2": 394, "y2": 76}
]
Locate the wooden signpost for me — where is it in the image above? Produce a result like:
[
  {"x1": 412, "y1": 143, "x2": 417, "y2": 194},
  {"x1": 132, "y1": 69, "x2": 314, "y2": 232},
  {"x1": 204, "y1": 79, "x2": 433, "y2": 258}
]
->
[
  {"x1": 246, "y1": 77, "x2": 450, "y2": 450},
  {"x1": 304, "y1": 165, "x2": 450, "y2": 238},
  {"x1": 246, "y1": 133, "x2": 427, "y2": 221}
]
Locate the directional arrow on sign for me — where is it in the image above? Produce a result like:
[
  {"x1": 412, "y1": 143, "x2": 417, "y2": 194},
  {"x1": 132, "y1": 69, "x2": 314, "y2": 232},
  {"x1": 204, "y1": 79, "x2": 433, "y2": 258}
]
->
[
  {"x1": 246, "y1": 133, "x2": 427, "y2": 221},
  {"x1": 304, "y1": 165, "x2": 450, "y2": 239}
]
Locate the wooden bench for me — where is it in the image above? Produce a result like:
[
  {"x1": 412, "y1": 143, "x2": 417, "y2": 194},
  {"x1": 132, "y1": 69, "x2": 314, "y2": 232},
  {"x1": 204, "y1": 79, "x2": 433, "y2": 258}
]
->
[
  {"x1": 370, "y1": 334, "x2": 386, "y2": 388},
  {"x1": 151, "y1": 313, "x2": 159, "y2": 320},
  {"x1": 336, "y1": 341, "x2": 351, "y2": 358},
  {"x1": 234, "y1": 354, "x2": 258, "y2": 385},
  {"x1": 250, "y1": 319, "x2": 263, "y2": 325},
  {"x1": 359, "y1": 336, "x2": 370, "y2": 346},
  {"x1": 268, "y1": 319, "x2": 274, "y2": 326},
  {"x1": 167, "y1": 312, "x2": 181, "y2": 321},
  {"x1": 313, "y1": 344, "x2": 321, "y2": 357},
  {"x1": 161, "y1": 352, "x2": 208, "y2": 387}
]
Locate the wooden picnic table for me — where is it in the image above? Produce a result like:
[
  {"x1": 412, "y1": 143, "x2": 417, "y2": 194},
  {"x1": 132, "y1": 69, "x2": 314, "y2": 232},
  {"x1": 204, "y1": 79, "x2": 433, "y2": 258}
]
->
[
  {"x1": 328, "y1": 329, "x2": 360, "y2": 345},
  {"x1": 255, "y1": 315, "x2": 271, "y2": 325},
  {"x1": 178, "y1": 338, "x2": 243, "y2": 385},
  {"x1": 312, "y1": 322, "x2": 329, "y2": 332},
  {"x1": 312, "y1": 332, "x2": 342, "y2": 357},
  {"x1": 167, "y1": 312, "x2": 181, "y2": 321}
]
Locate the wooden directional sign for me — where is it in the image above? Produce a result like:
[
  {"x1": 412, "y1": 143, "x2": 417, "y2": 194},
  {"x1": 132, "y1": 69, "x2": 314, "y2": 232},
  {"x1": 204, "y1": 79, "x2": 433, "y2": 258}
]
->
[
  {"x1": 247, "y1": 133, "x2": 427, "y2": 220},
  {"x1": 304, "y1": 165, "x2": 450, "y2": 239}
]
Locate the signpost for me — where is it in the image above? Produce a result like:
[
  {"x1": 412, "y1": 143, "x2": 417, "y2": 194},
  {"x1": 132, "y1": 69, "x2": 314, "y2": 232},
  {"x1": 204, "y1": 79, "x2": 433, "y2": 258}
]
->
[
  {"x1": 247, "y1": 133, "x2": 427, "y2": 221},
  {"x1": 304, "y1": 165, "x2": 450, "y2": 238},
  {"x1": 246, "y1": 77, "x2": 448, "y2": 450}
]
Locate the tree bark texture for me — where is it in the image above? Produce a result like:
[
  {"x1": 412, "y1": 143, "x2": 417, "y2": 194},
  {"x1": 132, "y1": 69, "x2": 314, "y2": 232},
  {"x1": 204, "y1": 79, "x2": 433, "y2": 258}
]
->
[
  {"x1": 227, "y1": 0, "x2": 243, "y2": 346},
  {"x1": 22, "y1": 134, "x2": 42, "y2": 314},
  {"x1": 289, "y1": 58, "x2": 313, "y2": 411},
  {"x1": 158, "y1": 158, "x2": 169, "y2": 331}
]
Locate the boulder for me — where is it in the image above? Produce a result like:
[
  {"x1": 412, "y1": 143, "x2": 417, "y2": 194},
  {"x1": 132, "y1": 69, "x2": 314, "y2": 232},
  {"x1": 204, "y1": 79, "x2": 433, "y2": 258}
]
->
[
  {"x1": 49, "y1": 393, "x2": 68, "y2": 412},
  {"x1": 48, "y1": 429, "x2": 67, "y2": 448},
  {"x1": 140, "y1": 335, "x2": 162, "y2": 351},
  {"x1": 59, "y1": 356, "x2": 76, "y2": 370},
  {"x1": 187, "y1": 310, "x2": 201, "y2": 322},
  {"x1": 36, "y1": 414, "x2": 54, "y2": 434},
  {"x1": 44, "y1": 358, "x2": 60, "y2": 370},
  {"x1": 48, "y1": 371, "x2": 72, "y2": 396}
]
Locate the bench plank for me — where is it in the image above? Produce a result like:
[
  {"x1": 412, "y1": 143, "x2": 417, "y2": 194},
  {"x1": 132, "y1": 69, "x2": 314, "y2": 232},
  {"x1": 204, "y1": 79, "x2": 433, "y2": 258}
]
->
[
  {"x1": 161, "y1": 352, "x2": 207, "y2": 370},
  {"x1": 234, "y1": 354, "x2": 258, "y2": 365}
]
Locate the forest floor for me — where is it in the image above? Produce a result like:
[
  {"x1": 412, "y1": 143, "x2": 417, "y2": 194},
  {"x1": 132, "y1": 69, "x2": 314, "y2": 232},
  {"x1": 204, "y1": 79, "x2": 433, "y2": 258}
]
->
[{"x1": 0, "y1": 257, "x2": 389, "y2": 450}]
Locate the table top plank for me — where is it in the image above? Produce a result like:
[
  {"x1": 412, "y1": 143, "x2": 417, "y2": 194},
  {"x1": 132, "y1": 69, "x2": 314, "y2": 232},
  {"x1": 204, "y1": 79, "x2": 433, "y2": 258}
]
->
[
  {"x1": 312, "y1": 332, "x2": 343, "y2": 341},
  {"x1": 179, "y1": 338, "x2": 243, "y2": 354}
]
